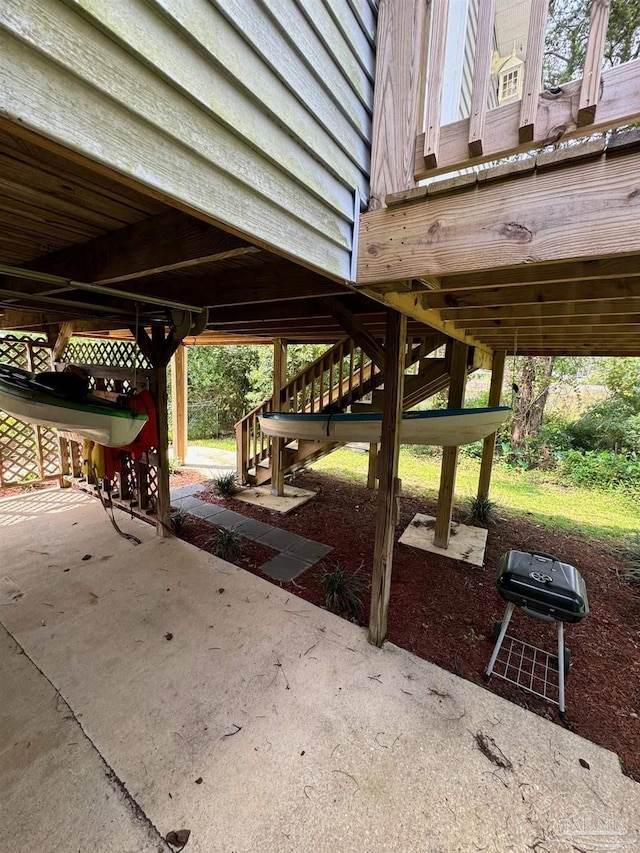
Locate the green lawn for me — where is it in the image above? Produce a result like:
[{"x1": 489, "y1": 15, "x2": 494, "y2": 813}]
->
[{"x1": 191, "y1": 439, "x2": 640, "y2": 544}]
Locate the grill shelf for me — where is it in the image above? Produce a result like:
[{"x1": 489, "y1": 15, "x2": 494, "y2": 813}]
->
[{"x1": 490, "y1": 634, "x2": 567, "y2": 706}]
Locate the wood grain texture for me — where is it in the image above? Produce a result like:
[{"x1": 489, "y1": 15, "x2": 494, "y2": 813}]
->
[
  {"x1": 415, "y1": 59, "x2": 640, "y2": 179},
  {"x1": 368, "y1": 0, "x2": 430, "y2": 208},
  {"x1": 519, "y1": 0, "x2": 550, "y2": 143},
  {"x1": 578, "y1": 0, "x2": 612, "y2": 126},
  {"x1": 270, "y1": 339, "x2": 287, "y2": 497},
  {"x1": 368, "y1": 308, "x2": 406, "y2": 647},
  {"x1": 423, "y1": 0, "x2": 449, "y2": 169},
  {"x1": 477, "y1": 349, "x2": 506, "y2": 498},
  {"x1": 359, "y1": 148, "x2": 640, "y2": 284},
  {"x1": 171, "y1": 345, "x2": 188, "y2": 462},
  {"x1": 446, "y1": 296, "x2": 640, "y2": 323},
  {"x1": 322, "y1": 297, "x2": 386, "y2": 369},
  {"x1": 468, "y1": 0, "x2": 496, "y2": 156},
  {"x1": 433, "y1": 339, "x2": 467, "y2": 548}
]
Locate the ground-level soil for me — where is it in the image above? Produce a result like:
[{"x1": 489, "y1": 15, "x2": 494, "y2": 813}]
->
[{"x1": 176, "y1": 468, "x2": 640, "y2": 783}]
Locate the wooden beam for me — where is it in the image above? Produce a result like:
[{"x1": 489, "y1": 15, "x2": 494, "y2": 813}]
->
[
  {"x1": 368, "y1": 0, "x2": 430, "y2": 209},
  {"x1": 440, "y1": 257, "x2": 640, "y2": 292},
  {"x1": 358, "y1": 149, "x2": 640, "y2": 285},
  {"x1": 51, "y1": 321, "x2": 74, "y2": 363},
  {"x1": 367, "y1": 443, "x2": 380, "y2": 490},
  {"x1": 154, "y1": 361, "x2": 172, "y2": 538},
  {"x1": 468, "y1": 0, "x2": 496, "y2": 156},
  {"x1": 423, "y1": 0, "x2": 449, "y2": 170},
  {"x1": 478, "y1": 350, "x2": 506, "y2": 499},
  {"x1": 171, "y1": 345, "x2": 188, "y2": 462},
  {"x1": 322, "y1": 297, "x2": 386, "y2": 370},
  {"x1": 435, "y1": 279, "x2": 640, "y2": 312},
  {"x1": 414, "y1": 58, "x2": 640, "y2": 179},
  {"x1": 361, "y1": 288, "x2": 493, "y2": 367},
  {"x1": 519, "y1": 0, "x2": 550, "y2": 142},
  {"x1": 27, "y1": 209, "x2": 257, "y2": 285},
  {"x1": 271, "y1": 339, "x2": 287, "y2": 497},
  {"x1": 578, "y1": 0, "x2": 612, "y2": 127},
  {"x1": 457, "y1": 314, "x2": 640, "y2": 330},
  {"x1": 368, "y1": 308, "x2": 406, "y2": 647},
  {"x1": 433, "y1": 340, "x2": 467, "y2": 549},
  {"x1": 445, "y1": 296, "x2": 640, "y2": 322}
]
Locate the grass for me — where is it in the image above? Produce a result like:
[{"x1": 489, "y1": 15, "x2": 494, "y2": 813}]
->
[
  {"x1": 193, "y1": 439, "x2": 640, "y2": 544},
  {"x1": 191, "y1": 437, "x2": 236, "y2": 452}
]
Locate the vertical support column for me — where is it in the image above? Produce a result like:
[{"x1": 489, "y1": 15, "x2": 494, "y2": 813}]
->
[
  {"x1": 368, "y1": 0, "x2": 431, "y2": 209},
  {"x1": 478, "y1": 350, "x2": 506, "y2": 499},
  {"x1": 154, "y1": 361, "x2": 171, "y2": 537},
  {"x1": 368, "y1": 309, "x2": 407, "y2": 647},
  {"x1": 170, "y1": 344, "x2": 188, "y2": 463},
  {"x1": 367, "y1": 442, "x2": 380, "y2": 490},
  {"x1": 433, "y1": 339, "x2": 468, "y2": 549},
  {"x1": 271, "y1": 339, "x2": 288, "y2": 497}
]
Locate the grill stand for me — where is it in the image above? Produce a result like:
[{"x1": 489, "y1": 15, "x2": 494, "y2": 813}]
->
[{"x1": 486, "y1": 602, "x2": 567, "y2": 715}]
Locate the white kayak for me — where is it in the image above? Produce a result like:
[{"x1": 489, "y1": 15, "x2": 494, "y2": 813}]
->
[
  {"x1": 0, "y1": 363, "x2": 148, "y2": 447},
  {"x1": 258, "y1": 407, "x2": 510, "y2": 446}
]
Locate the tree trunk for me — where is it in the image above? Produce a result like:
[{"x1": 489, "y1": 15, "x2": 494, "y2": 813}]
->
[{"x1": 512, "y1": 356, "x2": 556, "y2": 447}]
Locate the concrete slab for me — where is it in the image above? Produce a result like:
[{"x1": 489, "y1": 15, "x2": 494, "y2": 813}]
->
[
  {"x1": 169, "y1": 494, "x2": 206, "y2": 513},
  {"x1": 282, "y1": 537, "x2": 333, "y2": 564},
  {"x1": 2, "y1": 491, "x2": 640, "y2": 853},
  {"x1": 0, "y1": 624, "x2": 168, "y2": 853},
  {"x1": 185, "y1": 500, "x2": 227, "y2": 520},
  {"x1": 255, "y1": 527, "x2": 304, "y2": 552},
  {"x1": 209, "y1": 508, "x2": 248, "y2": 529},
  {"x1": 233, "y1": 517, "x2": 274, "y2": 541},
  {"x1": 399, "y1": 512, "x2": 489, "y2": 567},
  {"x1": 259, "y1": 552, "x2": 315, "y2": 582},
  {"x1": 170, "y1": 482, "x2": 206, "y2": 500},
  {"x1": 234, "y1": 483, "x2": 316, "y2": 514}
]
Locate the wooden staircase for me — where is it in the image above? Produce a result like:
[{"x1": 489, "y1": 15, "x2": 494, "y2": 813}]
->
[{"x1": 235, "y1": 334, "x2": 477, "y2": 486}]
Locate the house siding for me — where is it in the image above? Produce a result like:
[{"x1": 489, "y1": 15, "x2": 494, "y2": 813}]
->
[{"x1": 0, "y1": 0, "x2": 377, "y2": 279}]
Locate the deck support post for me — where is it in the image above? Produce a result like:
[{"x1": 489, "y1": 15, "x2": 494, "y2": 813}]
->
[
  {"x1": 477, "y1": 350, "x2": 506, "y2": 499},
  {"x1": 171, "y1": 344, "x2": 188, "y2": 463},
  {"x1": 433, "y1": 339, "x2": 468, "y2": 549},
  {"x1": 367, "y1": 442, "x2": 379, "y2": 490},
  {"x1": 271, "y1": 339, "x2": 288, "y2": 497},
  {"x1": 368, "y1": 309, "x2": 407, "y2": 647}
]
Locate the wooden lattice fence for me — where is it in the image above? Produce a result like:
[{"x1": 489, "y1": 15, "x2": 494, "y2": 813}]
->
[
  {"x1": 59, "y1": 337, "x2": 160, "y2": 517},
  {"x1": 0, "y1": 335, "x2": 63, "y2": 488}
]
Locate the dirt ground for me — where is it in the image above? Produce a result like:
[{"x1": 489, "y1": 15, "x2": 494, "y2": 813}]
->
[{"x1": 172, "y1": 467, "x2": 640, "y2": 783}]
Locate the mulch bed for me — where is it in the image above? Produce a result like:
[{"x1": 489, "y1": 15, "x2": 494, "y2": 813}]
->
[{"x1": 178, "y1": 469, "x2": 640, "y2": 782}]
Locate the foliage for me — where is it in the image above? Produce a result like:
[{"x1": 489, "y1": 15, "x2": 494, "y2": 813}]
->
[
  {"x1": 502, "y1": 412, "x2": 574, "y2": 470},
  {"x1": 167, "y1": 456, "x2": 182, "y2": 475},
  {"x1": 466, "y1": 494, "x2": 498, "y2": 526},
  {"x1": 170, "y1": 509, "x2": 188, "y2": 534},
  {"x1": 245, "y1": 343, "x2": 329, "y2": 409},
  {"x1": 206, "y1": 527, "x2": 244, "y2": 561},
  {"x1": 568, "y1": 399, "x2": 640, "y2": 455},
  {"x1": 209, "y1": 471, "x2": 239, "y2": 498},
  {"x1": 543, "y1": 0, "x2": 640, "y2": 87},
  {"x1": 592, "y1": 357, "x2": 640, "y2": 401},
  {"x1": 317, "y1": 562, "x2": 364, "y2": 617},
  {"x1": 622, "y1": 534, "x2": 640, "y2": 583},
  {"x1": 560, "y1": 449, "x2": 640, "y2": 494}
]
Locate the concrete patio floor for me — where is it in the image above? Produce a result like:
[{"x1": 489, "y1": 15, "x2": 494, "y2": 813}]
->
[{"x1": 1, "y1": 490, "x2": 639, "y2": 852}]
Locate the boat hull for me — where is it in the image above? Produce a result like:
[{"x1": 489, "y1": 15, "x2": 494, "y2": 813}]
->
[
  {"x1": 0, "y1": 367, "x2": 147, "y2": 447},
  {"x1": 258, "y1": 407, "x2": 510, "y2": 446}
]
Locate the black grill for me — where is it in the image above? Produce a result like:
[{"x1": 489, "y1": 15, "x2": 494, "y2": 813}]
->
[{"x1": 495, "y1": 550, "x2": 589, "y2": 623}]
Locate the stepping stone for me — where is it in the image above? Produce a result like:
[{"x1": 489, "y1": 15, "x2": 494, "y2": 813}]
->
[
  {"x1": 260, "y1": 553, "x2": 314, "y2": 582},
  {"x1": 256, "y1": 528, "x2": 304, "y2": 552},
  {"x1": 211, "y1": 509, "x2": 248, "y2": 530},
  {"x1": 186, "y1": 501, "x2": 227, "y2": 520},
  {"x1": 170, "y1": 483, "x2": 205, "y2": 500},
  {"x1": 282, "y1": 538, "x2": 333, "y2": 565},
  {"x1": 233, "y1": 518, "x2": 274, "y2": 541},
  {"x1": 171, "y1": 495, "x2": 206, "y2": 512}
]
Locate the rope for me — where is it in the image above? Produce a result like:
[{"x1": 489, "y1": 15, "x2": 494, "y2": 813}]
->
[{"x1": 91, "y1": 465, "x2": 141, "y2": 545}]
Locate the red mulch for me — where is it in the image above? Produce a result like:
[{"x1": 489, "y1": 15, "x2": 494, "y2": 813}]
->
[
  {"x1": 169, "y1": 468, "x2": 209, "y2": 492},
  {"x1": 180, "y1": 470, "x2": 640, "y2": 782},
  {"x1": 0, "y1": 480, "x2": 58, "y2": 500}
]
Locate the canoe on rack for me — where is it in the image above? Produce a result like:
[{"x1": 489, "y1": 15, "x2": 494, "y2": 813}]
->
[
  {"x1": 0, "y1": 363, "x2": 148, "y2": 448},
  {"x1": 258, "y1": 407, "x2": 511, "y2": 446}
]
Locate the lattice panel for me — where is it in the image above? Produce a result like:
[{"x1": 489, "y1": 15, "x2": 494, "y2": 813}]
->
[
  {"x1": 0, "y1": 335, "x2": 62, "y2": 487},
  {"x1": 64, "y1": 338, "x2": 151, "y2": 369}
]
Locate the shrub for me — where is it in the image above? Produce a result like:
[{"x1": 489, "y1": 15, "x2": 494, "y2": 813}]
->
[
  {"x1": 210, "y1": 471, "x2": 238, "y2": 498},
  {"x1": 560, "y1": 449, "x2": 640, "y2": 494},
  {"x1": 568, "y1": 399, "x2": 640, "y2": 455},
  {"x1": 167, "y1": 456, "x2": 183, "y2": 475},
  {"x1": 621, "y1": 534, "x2": 640, "y2": 584},
  {"x1": 170, "y1": 508, "x2": 188, "y2": 534},
  {"x1": 466, "y1": 494, "x2": 498, "y2": 526},
  {"x1": 317, "y1": 563, "x2": 364, "y2": 617},
  {"x1": 206, "y1": 527, "x2": 244, "y2": 561}
]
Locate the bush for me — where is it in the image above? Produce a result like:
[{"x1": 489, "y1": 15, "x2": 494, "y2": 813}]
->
[
  {"x1": 206, "y1": 527, "x2": 244, "y2": 561},
  {"x1": 210, "y1": 472, "x2": 239, "y2": 498},
  {"x1": 560, "y1": 449, "x2": 640, "y2": 494},
  {"x1": 501, "y1": 413, "x2": 573, "y2": 470},
  {"x1": 317, "y1": 563, "x2": 364, "y2": 617},
  {"x1": 568, "y1": 399, "x2": 640, "y2": 455},
  {"x1": 466, "y1": 494, "x2": 498, "y2": 526},
  {"x1": 170, "y1": 509, "x2": 188, "y2": 534}
]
